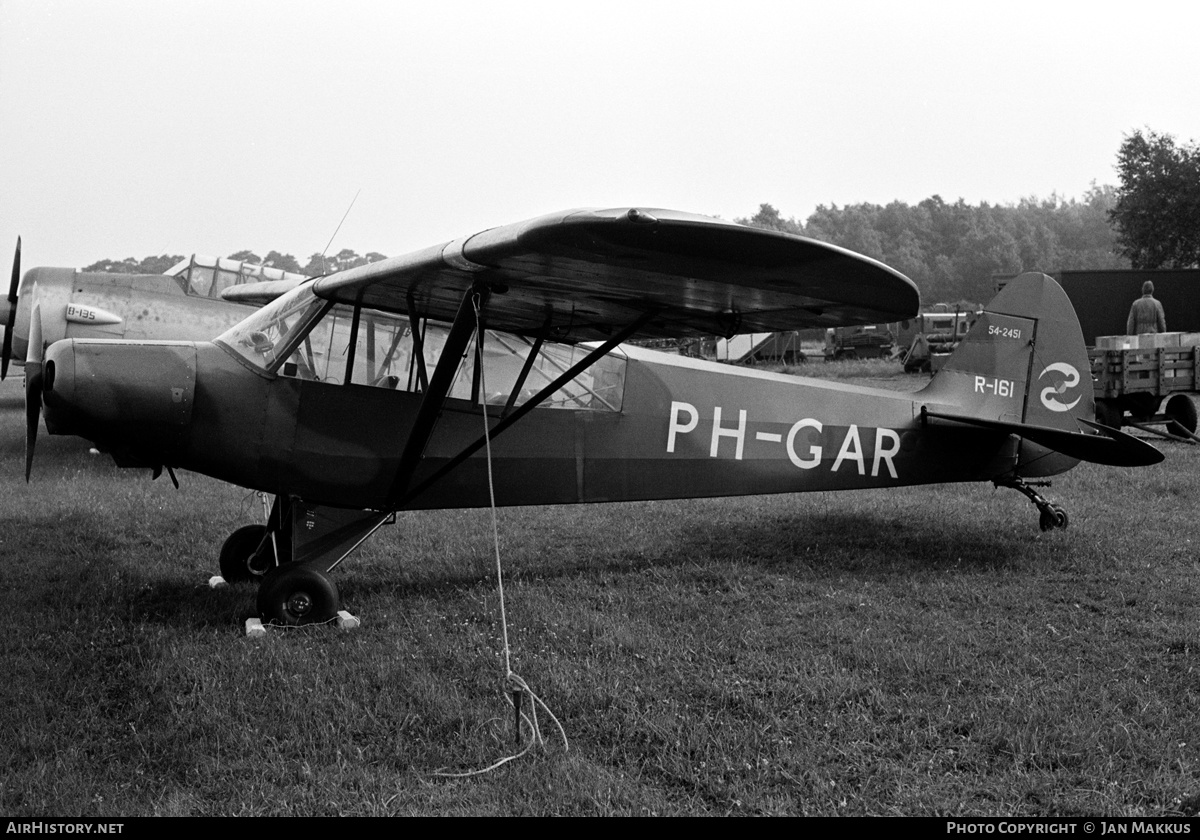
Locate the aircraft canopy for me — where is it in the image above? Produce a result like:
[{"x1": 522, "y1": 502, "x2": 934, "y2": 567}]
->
[{"x1": 166, "y1": 255, "x2": 309, "y2": 300}]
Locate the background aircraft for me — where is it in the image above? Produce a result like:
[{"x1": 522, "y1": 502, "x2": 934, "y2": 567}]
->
[
  {"x1": 0, "y1": 241, "x2": 306, "y2": 380},
  {"x1": 26, "y1": 207, "x2": 1162, "y2": 627}
]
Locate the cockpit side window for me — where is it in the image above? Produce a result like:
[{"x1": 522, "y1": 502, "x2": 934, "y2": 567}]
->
[
  {"x1": 217, "y1": 289, "x2": 627, "y2": 411},
  {"x1": 287, "y1": 305, "x2": 413, "y2": 387},
  {"x1": 189, "y1": 266, "x2": 215, "y2": 298}
]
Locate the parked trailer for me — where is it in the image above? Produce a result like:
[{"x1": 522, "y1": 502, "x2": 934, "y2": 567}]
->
[
  {"x1": 996, "y1": 270, "x2": 1200, "y2": 442},
  {"x1": 1090, "y1": 335, "x2": 1200, "y2": 442}
]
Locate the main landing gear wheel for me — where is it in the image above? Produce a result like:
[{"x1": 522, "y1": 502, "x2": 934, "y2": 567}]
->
[
  {"x1": 218, "y1": 524, "x2": 269, "y2": 583},
  {"x1": 257, "y1": 564, "x2": 340, "y2": 626}
]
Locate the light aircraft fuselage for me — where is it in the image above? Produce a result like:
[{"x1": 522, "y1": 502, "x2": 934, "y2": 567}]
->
[{"x1": 42, "y1": 280, "x2": 1087, "y2": 513}]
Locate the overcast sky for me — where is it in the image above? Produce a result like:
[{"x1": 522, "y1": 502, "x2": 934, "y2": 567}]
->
[{"x1": 1, "y1": 0, "x2": 1198, "y2": 270}]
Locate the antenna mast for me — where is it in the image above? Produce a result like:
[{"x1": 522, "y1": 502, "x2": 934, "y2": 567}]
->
[{"x1": 320, "y1": 189, "x2": 361, "y2": 275}]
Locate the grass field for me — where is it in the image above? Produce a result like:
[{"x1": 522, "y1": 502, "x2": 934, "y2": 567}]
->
[{"x1": 2, "y1": 374, "x2": 1199, "y2": 816}]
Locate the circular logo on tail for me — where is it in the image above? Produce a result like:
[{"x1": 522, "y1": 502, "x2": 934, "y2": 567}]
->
[{"x1": 1039, "y1": 362, "x2": 1081, "y2": 412}]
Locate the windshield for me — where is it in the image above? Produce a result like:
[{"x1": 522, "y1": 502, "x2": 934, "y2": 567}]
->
[{"x1": 216, "y1": 283, "x2": 330, "y2": 371}]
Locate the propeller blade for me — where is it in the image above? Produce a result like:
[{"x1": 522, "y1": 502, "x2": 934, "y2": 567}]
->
[
  {"x1": 24, "y1": 302, "x2": 41, "y2": 481},
  {"x1": 25, "y1": 368, "x2": 42, "y2": 481},
  {"x1": 2, "y1": 236, "x2": 20, "y2": 380}
]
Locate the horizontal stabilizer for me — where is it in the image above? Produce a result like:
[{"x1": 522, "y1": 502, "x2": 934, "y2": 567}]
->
[{"x1": 923, "y1": 409, "x2": 1163, "y2": 467}]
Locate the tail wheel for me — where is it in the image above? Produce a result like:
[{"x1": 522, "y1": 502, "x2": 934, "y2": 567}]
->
[
  {"x1": 1164, "y1": 394, "x2": 1199, "y2": 436},
  {"x1": 218, "y1": 524, "x2": 269, "y2": 583},
  {"x1": 257, "y1": 564, "x2": 340, "y2": 626},
  {"x1": 1052, "y1": 505, "x2": 1068, "y2": 529},
  {"x1": 1038, "y1": 504, "x2": 1069, "y2": 532}
]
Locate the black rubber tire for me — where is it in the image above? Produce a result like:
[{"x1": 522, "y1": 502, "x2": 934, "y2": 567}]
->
[
  {"x1": 1164, "y1": 394, "x2": 1199, "y2": 435},
  {"x1": 257, "y1": 565, "x2": 340, "y2": 626},
  {"x1": 1126, "y1": 392, "x2": 1159, "y2": 422},
  {"x1": 218, "y1": 525, "x2": 268, "y2": 583}
]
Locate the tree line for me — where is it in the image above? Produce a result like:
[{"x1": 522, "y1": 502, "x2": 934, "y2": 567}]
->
[
  {"x1": 83, "y1": 128, "x2": 1199, "y2": 306},
  {"x1": 737, "y1": 186, "x2": 1127, "y2": 304},
  {"x1": 83, "y1": 248, "x2": 388, "y2": 278},
  {"x1": 736, "y1": 127, "x2": 1199, "y2": 304}
]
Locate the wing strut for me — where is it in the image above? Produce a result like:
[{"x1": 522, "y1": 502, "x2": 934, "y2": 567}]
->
[
  {"x1": 343, "y1": 301, "x2": 363, "y2": 385},
  {"x1": 502, "y1": 328, "x2": 546, "y2": 418},
  {"x1": 391, "y1": 309, "x2": 657, "y2": 510},
  {"x1": 387, "y1": 284, "x2": 492, "y2": 504},
  {"x1": 406, "y1": 289, "x2": 429, "y2": 392}
]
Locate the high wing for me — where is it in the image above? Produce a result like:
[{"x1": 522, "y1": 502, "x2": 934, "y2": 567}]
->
[{"x1": 311, "y1": 207, "x2": 919, "y2": 342}]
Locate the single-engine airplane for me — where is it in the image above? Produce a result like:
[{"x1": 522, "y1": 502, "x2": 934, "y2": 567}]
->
[
  {"x1": 0, "y1": 243, "x2": 307, "y2": 380},
  {"x1": 26, "y1": 207, "x2": 1163, "y2": 626}
]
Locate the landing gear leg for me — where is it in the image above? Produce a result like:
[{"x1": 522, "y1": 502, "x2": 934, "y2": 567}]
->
[
  {"x1": 994, "y1": 476, "x2": 1069, "y2": 531},
  {"x1": 227, "y1": 495, "x2": 384, "y2": 628}
]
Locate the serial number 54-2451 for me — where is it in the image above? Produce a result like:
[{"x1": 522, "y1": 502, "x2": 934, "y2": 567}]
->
[{"x1": 988, "y1": 325, "x2": 1022, "y2": 339}]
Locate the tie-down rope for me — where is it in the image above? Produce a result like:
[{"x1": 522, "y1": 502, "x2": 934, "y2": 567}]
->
[{"x1": 434, "y1": 293, "x2": 568, "y2": 777}]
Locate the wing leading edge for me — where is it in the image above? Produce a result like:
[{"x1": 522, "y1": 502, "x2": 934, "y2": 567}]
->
[{"x1": 312, "y1": 207, "x2": 920, "y2": 342}]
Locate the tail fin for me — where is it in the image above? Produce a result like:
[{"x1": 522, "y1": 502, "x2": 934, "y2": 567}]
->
[{"x1": 919, "y1": 272, "x2": 1161, "y2": 468}]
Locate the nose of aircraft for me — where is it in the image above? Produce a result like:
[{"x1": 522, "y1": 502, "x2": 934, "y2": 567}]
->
[{"x1": 40, "y1": 339, "x2": 197, "y2": 467}]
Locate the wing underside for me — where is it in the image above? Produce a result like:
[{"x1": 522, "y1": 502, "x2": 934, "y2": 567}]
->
[{"x1": 312, "y1": 208, "x2": 920, "y2": 342}]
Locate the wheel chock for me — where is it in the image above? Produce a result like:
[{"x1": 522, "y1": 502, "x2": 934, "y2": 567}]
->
[
  {"x1": 336, "y1": 610, "x2": 361, "y2": 631},
  {"x1": 245, "y1": 617, "x2": 267, "y2": 638},
  {"x1": 209, "y1": 575, "x2": 228, "y2": 589}
]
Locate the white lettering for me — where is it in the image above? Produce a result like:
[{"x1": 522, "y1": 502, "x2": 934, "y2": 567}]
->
[
  {"x1": 785, "y1": 419, "x2": 823, "y2": 469},
  {"x1": 710, "y1": 406, "x2": 747, "y2": 460},
  {"x1": 831, "y1": 424, "x2": 865, "y2": 474},
  {"x1": 666, "y1": 401, "x2": 698, "y2": 453},
  {"x1": 872, "y1": 427, "x2": 900, "y2": 478}
]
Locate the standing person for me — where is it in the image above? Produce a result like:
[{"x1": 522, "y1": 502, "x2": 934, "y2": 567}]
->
[{"x1": 1127, "y1": 281, "x2": 1167, "y2": 334}]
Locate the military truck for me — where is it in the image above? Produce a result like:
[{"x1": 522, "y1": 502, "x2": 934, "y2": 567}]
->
[
  {"x1": 895, "y1": 308, "x2": 981, "y2": 373},
  {"x1": 823, "y1": 324, "x2": 893, "y2": 361}
]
